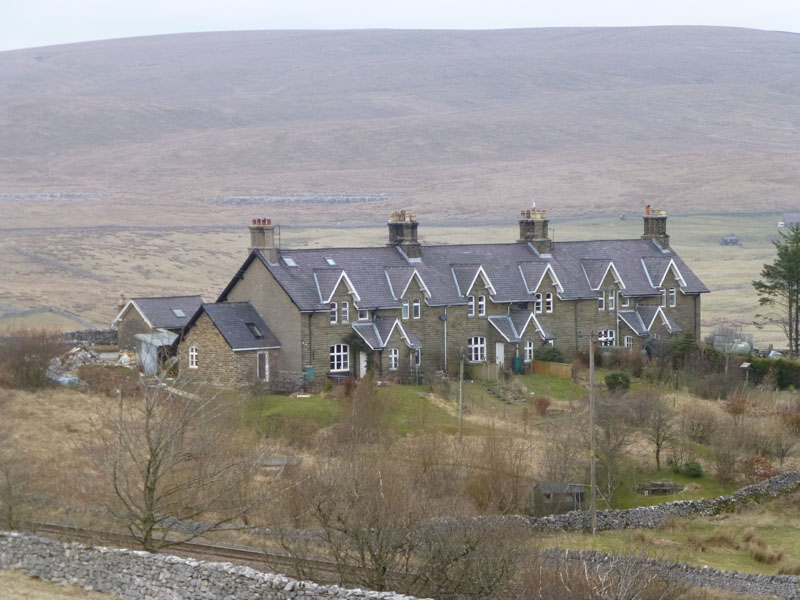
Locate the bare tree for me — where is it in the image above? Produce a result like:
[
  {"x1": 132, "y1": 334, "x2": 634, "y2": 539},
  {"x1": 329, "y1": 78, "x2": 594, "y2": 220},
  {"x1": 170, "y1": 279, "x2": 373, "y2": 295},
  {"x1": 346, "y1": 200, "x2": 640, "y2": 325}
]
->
[
  {"x1": 593, "y1": 395, "x2": 631, "y2": 506},
  {"x1": 646, "y1": 396, "x2": 676, "y2": 471},
  {"x1": 94, "y1": 383, "x2": 272, "y2": 552}
]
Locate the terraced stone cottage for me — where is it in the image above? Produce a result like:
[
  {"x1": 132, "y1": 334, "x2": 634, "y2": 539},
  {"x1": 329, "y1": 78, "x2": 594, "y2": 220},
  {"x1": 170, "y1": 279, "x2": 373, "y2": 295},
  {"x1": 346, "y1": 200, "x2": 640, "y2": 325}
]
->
[{"x1": 173, "y1": 207, "x2": 707, "y2": 388}]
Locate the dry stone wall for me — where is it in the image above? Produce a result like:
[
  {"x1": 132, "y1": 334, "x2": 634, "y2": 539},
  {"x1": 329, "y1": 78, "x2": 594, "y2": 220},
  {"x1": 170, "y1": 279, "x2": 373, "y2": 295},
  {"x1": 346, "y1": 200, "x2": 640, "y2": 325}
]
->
[
  {"x1": 541, "y1": 549, "x2": 800, "y2": 599},
  {"x1": 526, "y1": 470, "x2": 800, "y2": 532},
  {"x1": 0, "y1": 532, "x2": 429, "y2": 600}
]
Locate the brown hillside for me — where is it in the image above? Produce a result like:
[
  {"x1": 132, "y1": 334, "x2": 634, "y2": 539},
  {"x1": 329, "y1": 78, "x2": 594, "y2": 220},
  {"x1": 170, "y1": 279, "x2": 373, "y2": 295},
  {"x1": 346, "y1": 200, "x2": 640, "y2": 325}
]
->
[{"x1": 1, "y1": 27, "x2": 799, "y2": 227}]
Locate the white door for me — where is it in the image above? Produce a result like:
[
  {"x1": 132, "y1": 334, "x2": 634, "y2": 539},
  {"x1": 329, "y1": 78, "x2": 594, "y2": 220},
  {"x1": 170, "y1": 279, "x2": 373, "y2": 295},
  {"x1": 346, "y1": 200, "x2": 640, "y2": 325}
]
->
[
  {"x1": 257, "y1": 352, "x2": 269, "y2": 382},
  {"x1": 495, "y1": 343, "x2": 505, "y2": 366},
  {"x1": 359, "y1": 351, "x2": 368, "y2": 378}
]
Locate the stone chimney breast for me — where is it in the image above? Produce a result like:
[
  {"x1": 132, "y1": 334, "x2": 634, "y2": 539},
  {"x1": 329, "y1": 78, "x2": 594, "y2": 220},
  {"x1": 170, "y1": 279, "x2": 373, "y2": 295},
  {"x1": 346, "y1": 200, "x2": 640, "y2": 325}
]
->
[
  {"x1": 387, "y1": 209, "x2": 421, "y2": 259},
  {"x1": 249, "y1": 217, "x2": 279, "y2": 263},
  {"x1": 641, "y1": 205, "x2": 670, "y2": 248},
  {"x1": 519, "y1": 207, "x2": 552, "y2": 255}
]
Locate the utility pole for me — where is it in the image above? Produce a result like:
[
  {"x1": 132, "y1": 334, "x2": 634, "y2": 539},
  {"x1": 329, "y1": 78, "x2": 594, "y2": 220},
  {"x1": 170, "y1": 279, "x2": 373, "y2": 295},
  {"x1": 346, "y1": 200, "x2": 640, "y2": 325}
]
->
[
  {"x1": 589, "y1": 334, "x2": 597, "y2": 535},
  {"x1": 459, "y1": 354, "x2": 464, "y2": 443}
]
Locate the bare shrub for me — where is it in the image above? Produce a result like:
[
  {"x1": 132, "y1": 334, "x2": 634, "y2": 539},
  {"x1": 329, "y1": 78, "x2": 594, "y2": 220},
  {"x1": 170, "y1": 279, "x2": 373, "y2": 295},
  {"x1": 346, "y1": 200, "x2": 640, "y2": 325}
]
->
[
  {"x1": 741, "y1": 455, "x2": 778, "y2": 484},
  {"x1": 0, "y1": 423, "x2": 36, "y2": 529},
  {"x1": 464, "y1": 434, "x2": 530, "y2": 514},
  {"x1": 723, "y1": 394, "x2": 748, "y2": 427},
  {"x1": 540, "y1": 420, "x2": 586, "y2": 485},
  {"x1": 711, "y1": 433, "x2": 741, "y2": 484},
  {"x1": 682, "y1": 404, "x2": 719, "y2": 444},
  {"x1": 0, "y1": 331, "x2": 66, "y2": 390},
  {"x1": 533, "y1": 395, "x2": 551, "y2": 416}
]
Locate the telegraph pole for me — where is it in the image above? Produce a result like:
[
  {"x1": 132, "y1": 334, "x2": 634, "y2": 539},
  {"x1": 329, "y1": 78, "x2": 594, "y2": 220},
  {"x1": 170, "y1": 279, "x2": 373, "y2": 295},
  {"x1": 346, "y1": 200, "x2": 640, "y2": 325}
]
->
[{"x1": 589, "y1": 334, "x2": 597, "y2": 535}]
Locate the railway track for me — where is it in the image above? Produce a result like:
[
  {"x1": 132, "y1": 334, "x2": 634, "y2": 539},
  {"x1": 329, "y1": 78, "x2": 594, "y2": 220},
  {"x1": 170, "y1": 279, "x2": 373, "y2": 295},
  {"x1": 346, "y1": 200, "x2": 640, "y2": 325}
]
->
[{"x1": 26, "y1": 521, "x2": 345, "y2": 583}]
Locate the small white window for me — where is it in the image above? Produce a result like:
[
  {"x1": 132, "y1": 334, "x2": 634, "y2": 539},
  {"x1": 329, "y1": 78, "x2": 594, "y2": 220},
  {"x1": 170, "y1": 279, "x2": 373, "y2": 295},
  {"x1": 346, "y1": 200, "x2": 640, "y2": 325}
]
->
[
  {"x1": 415, "y1": 348, "x2": 421, "y2": 367},
  {"x1": 524, "y1": 341, "x2": 534, "y2": 362},
  {"x1": 330, "y1": 344, "x2": 349, "y2": 372},
  {"x1": 598, "y1": 330, "x2": 615, "y2": 347},
  {"x1": 624, "y1": 335, "x2": 633, "y2": 349},
  {"x1": 341, "y1": 301, "x2": 349, "y2": 323},
  {"x1": 660, "y1": 289, "x2": 667, "y2": 307},
  {"x1": 330, "y1": 302, "x2": 337, "y2": 324},
  {"x1": 389, "y1": 348, "x2": 399, "y2": 370},
  {"x1": 598, "y1": 296, "x2": 605, "y2": 311},
  {"x1": 358, "y1": 309, "x2": 369, "y2": 321},
  {"x1": 545, "y1": 293, "x2": 553, "y2": 314},
  {"x1": 478, "y1": 295, "x2": 486, "y2": 316},
  {"x1": 325, "y1": 256, "x2": 336, "y2": 266},
  {"x1": 172, "y1": 308, "x2": 186, "y2": 318},
  {"x1": 547, "y1": 339, "x2": 554, "y2": 346},
  {"x1": 189, "y1": 346, "x2": 198, "y2": 369},
  {"x1": 468, "y1": 336, "x2": 486, "y2": 362},
  {"x1": 413, "y1": 299, "x2": 421, "y2": 319},
  {"x1": 669, "y1": 288, "x2": 676, "y2": 308},
  {"x1": 534, "y1": 293, "x2": 543, "y2": 314},
  {"x1": 608, "y1": 290, "x2": 615, "y2": 311},
  {"x1": 402, "y1": 299, "x2": 410, "y2": 320},
  {"x1": 467, "y1": 296, "x2": 475, "y2": 317},
  {"x1": 283, "y1": 256, "x2": 298, "y2": 267},
  {"x1": 620, "y1": 295, "x2": 630, "y2": 308}
]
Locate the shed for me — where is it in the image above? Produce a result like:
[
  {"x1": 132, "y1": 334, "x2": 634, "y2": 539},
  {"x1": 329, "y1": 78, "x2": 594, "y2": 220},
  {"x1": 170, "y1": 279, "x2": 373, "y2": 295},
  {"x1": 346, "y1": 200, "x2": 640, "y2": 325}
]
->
[
  {"x1": 134, "y1": 330, "x2": 178, "y2": 375},
  {"x1": 531, "y1": 482, "x2": 588, "y2": 516}
]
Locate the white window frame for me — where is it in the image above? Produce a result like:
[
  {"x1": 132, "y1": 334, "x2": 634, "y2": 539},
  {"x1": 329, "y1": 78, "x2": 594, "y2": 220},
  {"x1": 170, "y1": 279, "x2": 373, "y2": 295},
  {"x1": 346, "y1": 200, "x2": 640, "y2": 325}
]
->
[
  {"x1": 330, "y1": 302, "x2": 337, "y2": 324},
  {"x1": 660, "y1": 289, "x2": 667, "y2": 308},
  {"x1": 467, "y1": 295, "x2": 475, "y2": 317},
  {"x1": 189, "y1": 346, "x2": 198, "y2": 369},
  {"x1": 534, "y1": 293, "x2": 543, "y2": 314},
  {"x1": 415, "y1": 348, "x2": 421, "y2": 367},
  {"x1": 624, "y1": 335, "x2": 633, "y2": 349},
  {"x1": 608, "y1": 290, "x2": 615, "y2": 311},
  {"x1": 413, "y1": 299, "x2": 421, "y2": 319},
  {"x1": 478, "y1": 295, "x2": 486, "y2": 316},
  {"x1": 598, "y1": 296, "x2": 605, "y2": 311},
  {"x1": 620, "y1": 294, "x2": 630, "y2": 308},
  {"x1": 545, "y1": 293, "x2": 553, "y2": 314},
  {"x1": 341, "y1": 301, "x2": 349, "y2": 324},
  {"x1": 598, "y1": 330, "x2": 616, "y2": 347},
  {"x1": 669, "y1": 287, "x2": 676, "y2": 308},
  {"x1": 468, "y1": 336, "x2": 486, "y2": 363},
  {"x1": 358, "y1": 308, "x2": 369, "y2": 321},
  {"x1": 524, "y1": 340, "x2": 534, "y2": 362},
  {"x1": 256, "y1": 351, "x2": 269, "y2": 382},
  {"x1": 402, "y1": 299, "x2": 410, "y2": 320},
  {"x1": 330, "y1": 344, "x2": 349, "y2": 372},
  {"x1": 389, "y1": 348, "x2": 399, "y2": 370}
]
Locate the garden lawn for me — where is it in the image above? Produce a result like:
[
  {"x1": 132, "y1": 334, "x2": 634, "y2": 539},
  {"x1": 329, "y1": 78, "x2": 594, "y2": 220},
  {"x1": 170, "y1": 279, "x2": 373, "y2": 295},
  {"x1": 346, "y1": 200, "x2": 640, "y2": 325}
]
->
[{"x1": 518, "y1": 374, "x2": 587, "y2": 402}]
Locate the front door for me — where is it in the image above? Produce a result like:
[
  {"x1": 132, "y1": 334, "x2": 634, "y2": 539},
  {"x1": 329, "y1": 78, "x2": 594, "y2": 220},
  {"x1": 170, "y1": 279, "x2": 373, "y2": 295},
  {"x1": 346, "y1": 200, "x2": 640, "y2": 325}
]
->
[
  {"x1": 257, "y1": 352, "x2": 269, "y2": 382},
  {"x1": 495, "y1": 342, "x2": 505, "y2": 367},
  {"x1": 359, "y1": 351, "x2": 368, "y2": 378}
]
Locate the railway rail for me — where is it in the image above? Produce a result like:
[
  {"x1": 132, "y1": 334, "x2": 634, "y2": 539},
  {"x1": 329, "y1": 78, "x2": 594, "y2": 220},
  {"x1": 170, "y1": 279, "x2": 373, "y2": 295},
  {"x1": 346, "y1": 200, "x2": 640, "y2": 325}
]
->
[{"x1": 25, "y1": 521, "x2": 345, "y2": 583}]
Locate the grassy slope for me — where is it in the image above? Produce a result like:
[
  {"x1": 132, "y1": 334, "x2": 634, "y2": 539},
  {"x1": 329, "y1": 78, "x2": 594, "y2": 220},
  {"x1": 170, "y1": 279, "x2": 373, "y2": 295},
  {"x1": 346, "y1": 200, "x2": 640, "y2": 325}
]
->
[{"x1": 0, "y1": 571, "x2": 120, "y2": 600}]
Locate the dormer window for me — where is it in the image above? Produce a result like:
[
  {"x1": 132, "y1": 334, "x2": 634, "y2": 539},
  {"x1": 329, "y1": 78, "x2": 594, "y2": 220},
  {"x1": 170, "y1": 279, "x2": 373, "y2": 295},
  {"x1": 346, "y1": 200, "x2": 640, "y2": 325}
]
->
[
  {"x1": 534, "y1": 293, "x2": 543, "y2": 314},
  {"x1": 330, "y1": 302, "x2": 337, "y2": 324},
  {"x1": 325, "y1": 257, "x2": 336, "y2": 266},
  {"x1": 620, "y1": 295, "x2": 630, "y2": 308},
  {"x1": 246, "y1": 322, "x2": 263, "y2": 338},
  {"x1": 607, "y1": 290, "x2": 615, "y2": 311},
  {"x1": 545, "y1": 293, "x2": 553, "y2": 313},
  {"x1": 171, "y1": 308, "x2": 186, "y2": 318},
  {"x1": 341, "y1": 301, "x2": 349, "y2": 323},
  {"x1": 413, "y1": 299, "x2": 421, "y2": 319},
  {"x1": 477, "y1": 295, "x2": 486, "y2": 316},
  {"x1": 358, "y1": 309, "x2": 369, "y2": 321},
  {"x1": 283, "y1": 256, "x2": 298, "y2": 267},
  {"x1": 467, "y1": 296, "x2": 476, "y2": 317},
  {"x1": 669, "y1": 288, "x2": 676, "y2": 307},
  {"x1": 660, "y1": 289, "x2": 667, "y2": 308},
  {"x1": 402, "y1": 300, "x2": 410, "y2": 320}
]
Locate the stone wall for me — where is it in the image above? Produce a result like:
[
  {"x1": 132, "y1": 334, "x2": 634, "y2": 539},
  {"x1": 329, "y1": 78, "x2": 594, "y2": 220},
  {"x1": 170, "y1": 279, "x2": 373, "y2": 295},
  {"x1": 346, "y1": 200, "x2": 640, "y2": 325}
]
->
[
  {"x1": 541, "y1": 548, "x2": 800, "y2": 599},
  {"x1": 0, "y1": 532, "x2": 428, "y2": 600},
  {"x1": 55, "y1": 328, "x2": 118, "y2": 347},
  {"x1": 526, "y1": 470, "x2": 800, "y2": 532}
]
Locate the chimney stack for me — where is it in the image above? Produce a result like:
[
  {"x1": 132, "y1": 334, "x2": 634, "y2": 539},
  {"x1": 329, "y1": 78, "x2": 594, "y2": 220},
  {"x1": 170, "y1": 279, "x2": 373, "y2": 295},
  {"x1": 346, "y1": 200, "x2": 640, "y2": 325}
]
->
[
  {"x1": 249, "y1": 217, "x2": 279, "y2": 263},
  {"x1": 641, "y1": 206, "x2": 669, "y2": 248},
  {"x1": 518, "y1": 207, "x2": 552, "y2": 255},
  {"x1": 387, "y1": 210, "x2": 421, "y2": 259}
]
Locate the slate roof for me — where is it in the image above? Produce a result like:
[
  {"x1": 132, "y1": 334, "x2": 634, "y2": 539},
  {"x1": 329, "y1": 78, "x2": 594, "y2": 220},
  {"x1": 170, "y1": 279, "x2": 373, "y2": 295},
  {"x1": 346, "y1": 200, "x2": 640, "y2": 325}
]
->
[
  {"x1": 116, "y1": 295, "x2": 204, "y2": 330},
  {"x1": 619, "y1": 305, "x2": 682, "y2": 337},
  {"x1": 352, "y1": 316, "x2": 421, "y2": 350},
  {"x1": 219, "y1": 237, "x2": 707, "y2": 312},
  {"x1": 201, "y1": 302, "x2": 281, "y2": 350}
]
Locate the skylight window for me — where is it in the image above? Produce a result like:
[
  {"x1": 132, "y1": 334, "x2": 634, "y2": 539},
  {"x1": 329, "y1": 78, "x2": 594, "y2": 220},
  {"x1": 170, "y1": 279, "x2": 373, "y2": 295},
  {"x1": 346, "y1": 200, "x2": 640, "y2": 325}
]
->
[
  {"x1": 283, "y1": 256, "x2": 298, "y2": 267},
  {"x1": 325, "y1": 257, "x2": 336, "y2": 266},
  {"x1": 246, "y1": 322, "x2": 263, "y2": 338},
  {"x1": 171, "y1": 308, "x2": 186, "y2": 318}
]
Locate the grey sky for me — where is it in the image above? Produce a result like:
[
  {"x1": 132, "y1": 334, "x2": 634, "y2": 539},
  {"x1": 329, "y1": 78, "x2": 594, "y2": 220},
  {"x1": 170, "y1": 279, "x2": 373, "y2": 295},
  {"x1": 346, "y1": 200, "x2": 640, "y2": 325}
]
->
[{"x1": 3, "y1": 0, "x2": 800, "y2": 52}]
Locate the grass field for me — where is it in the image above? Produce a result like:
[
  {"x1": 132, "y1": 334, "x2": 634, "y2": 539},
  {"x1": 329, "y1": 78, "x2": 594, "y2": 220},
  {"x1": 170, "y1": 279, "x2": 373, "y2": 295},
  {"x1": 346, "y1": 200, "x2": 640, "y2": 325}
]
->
[
  {"x1": 0, "y1": 571, "x2": 119, "y2": 600},
  {"x1": 540, "y1": 493, "x2": 800, "y2": 575}
]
